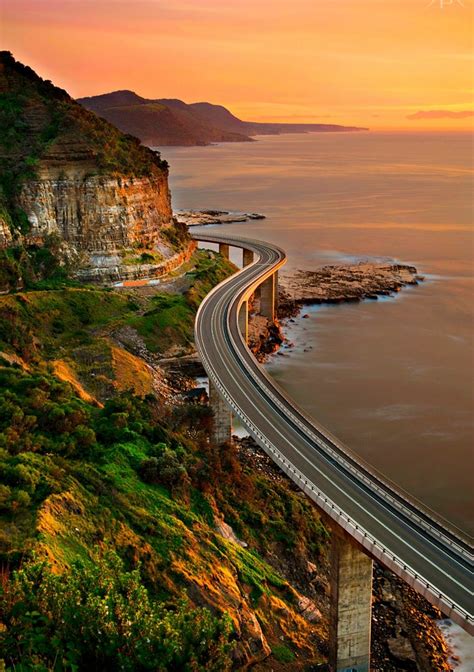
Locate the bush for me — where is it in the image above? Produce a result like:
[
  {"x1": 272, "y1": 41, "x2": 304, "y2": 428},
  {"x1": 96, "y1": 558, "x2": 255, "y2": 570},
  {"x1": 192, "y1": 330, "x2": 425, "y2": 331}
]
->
[
  {"x1": 139, "y1": 448, "x2": 189, "y2": 490},
  {"x1": 0, "y1": 550, "x2": 234, "y2": 671},
  {"x1": 271, "y1": 644, "x2": 296, "y2": 663}
]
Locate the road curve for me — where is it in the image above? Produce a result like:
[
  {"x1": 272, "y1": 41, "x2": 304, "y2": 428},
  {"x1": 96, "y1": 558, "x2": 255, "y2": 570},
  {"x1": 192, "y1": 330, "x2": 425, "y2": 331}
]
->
[{"x1": 194, "y1": 232, "x2": 474, "y2": 634}]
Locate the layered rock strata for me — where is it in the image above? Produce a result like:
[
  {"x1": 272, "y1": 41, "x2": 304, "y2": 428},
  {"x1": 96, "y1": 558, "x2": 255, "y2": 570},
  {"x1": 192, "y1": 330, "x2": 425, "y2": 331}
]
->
[{"x1": 0, "y1": 51, "x2": 188, "y2": 283}]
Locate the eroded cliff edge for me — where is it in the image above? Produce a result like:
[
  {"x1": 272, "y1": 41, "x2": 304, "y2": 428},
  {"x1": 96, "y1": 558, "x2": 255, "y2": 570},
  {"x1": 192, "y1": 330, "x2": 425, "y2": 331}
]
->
[{"x1": 0, "y1": 51, "x2": 191, "y2": 289}]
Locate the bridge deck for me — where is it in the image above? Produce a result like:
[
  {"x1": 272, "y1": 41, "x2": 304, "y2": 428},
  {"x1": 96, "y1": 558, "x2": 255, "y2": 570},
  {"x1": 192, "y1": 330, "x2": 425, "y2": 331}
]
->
[{"x1": 194, "y1": 233, "x2": 473, "y2": 634}]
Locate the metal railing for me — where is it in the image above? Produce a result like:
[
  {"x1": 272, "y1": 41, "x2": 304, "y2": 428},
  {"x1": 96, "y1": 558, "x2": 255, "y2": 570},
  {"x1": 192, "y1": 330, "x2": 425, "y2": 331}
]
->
[{"x1": 194, "y1": 233, "x2": 474, "y2": 634}]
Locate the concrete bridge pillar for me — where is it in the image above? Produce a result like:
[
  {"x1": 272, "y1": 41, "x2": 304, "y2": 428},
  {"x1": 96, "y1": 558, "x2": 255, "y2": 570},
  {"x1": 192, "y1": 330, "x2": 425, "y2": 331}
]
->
[
  {"x1": 273, "y1": 270, "x2": 279, "y2": 312},
  {"x1": 209, "y1": 380, "x2": 232, "y2": 445},
  {"x1": 330, "y1": 534, "x2": 373, "y2": 672},
  {"x1": 243, "y1": 248, "x2": 254, "y2": 267},
  {"x1": 260, "y1": 273, "x2": 277, "y2": 322},
  {"x1": 219, "y1": 243, "x2": 230, "y2": 259},
  {"x1": 238, "y1": 301, "x2": 248, "y2": 343}
]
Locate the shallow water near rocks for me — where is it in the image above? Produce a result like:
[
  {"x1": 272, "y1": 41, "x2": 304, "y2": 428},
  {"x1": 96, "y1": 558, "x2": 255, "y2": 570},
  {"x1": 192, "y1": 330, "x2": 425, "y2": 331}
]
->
[{"x1": 162, "y1": 131, "x2": 474, "y2": 536}]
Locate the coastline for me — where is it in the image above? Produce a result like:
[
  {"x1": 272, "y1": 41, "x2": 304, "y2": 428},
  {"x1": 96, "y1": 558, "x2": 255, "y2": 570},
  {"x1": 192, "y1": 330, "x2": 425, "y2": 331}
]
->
[
  {"x1": 248, "y1": 261, "x2": 424, "y2": 363},
  {"x1": 184, "y1": 211, "x2": 470, "y2": 668}
]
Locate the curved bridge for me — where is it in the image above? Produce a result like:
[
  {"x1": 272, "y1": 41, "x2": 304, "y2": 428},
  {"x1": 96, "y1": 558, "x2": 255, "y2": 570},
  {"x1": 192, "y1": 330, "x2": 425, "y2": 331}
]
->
[{"x1": 194, "y1": 232, "x2": 473, "y2": 638}]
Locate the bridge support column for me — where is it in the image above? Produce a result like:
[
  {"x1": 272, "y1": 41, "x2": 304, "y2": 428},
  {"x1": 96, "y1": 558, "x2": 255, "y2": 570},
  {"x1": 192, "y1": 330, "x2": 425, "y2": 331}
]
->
[
  {"x1": 219, "y1": 243, "x2": 230, "y2": 259},
  {"x1": 209, "y1": 380, "x2": 232, "y2": 445},
  {"x1": 243, "y1": 248, "x2": 254, "y2": 267},
  {"x1": 330, "y1": 535, "x2": 373, "y2": 672},
  {"x1": 238, "y1": 301, "x2": 248, "y2": 343},
  {"x1": 273, "y1": 270, "x2": 278, "y2": 312},
  {"x1": 260, "y1": 273, "x2": 277, "y2": 322}
]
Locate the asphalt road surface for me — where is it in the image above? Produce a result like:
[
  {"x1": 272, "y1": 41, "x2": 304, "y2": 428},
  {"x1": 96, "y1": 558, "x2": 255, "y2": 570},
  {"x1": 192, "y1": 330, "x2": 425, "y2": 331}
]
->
[{"x1": 194, "y1": 233, "x2": 473, "y2": 633}]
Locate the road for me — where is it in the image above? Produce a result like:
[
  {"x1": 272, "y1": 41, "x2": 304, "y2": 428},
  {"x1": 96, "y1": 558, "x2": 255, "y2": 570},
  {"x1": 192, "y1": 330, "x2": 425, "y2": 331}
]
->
[{"x1": 194, "y1": 232, "x2": 473, "y2": 634}]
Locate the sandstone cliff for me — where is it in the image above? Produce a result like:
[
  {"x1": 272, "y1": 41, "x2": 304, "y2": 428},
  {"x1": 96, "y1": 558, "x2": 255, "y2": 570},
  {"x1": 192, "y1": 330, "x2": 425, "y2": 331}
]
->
[{"x1": 0, "y1": 52, "x2": 189, "y2": 287}]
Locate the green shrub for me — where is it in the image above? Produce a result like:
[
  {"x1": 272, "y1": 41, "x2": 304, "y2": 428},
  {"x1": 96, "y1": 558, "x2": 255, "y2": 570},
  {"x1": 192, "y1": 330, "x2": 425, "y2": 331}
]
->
[
  {"x1": 0, "y1": 550, "x2": 234, "y2": 671},
  {"x1": 272, "y1": 643, "x2": 296, "y2": 663}
]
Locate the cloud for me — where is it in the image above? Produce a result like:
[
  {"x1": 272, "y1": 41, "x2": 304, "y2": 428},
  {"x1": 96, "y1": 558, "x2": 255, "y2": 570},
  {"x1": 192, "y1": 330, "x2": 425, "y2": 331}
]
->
[{"x1": 407, "y1": 110, "x2": 474, "y2": 120}]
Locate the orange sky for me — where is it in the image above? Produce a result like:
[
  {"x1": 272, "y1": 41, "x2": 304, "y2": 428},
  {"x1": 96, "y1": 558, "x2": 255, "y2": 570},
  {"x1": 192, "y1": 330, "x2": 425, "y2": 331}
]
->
[{"x1": 1, "y1": 0, "x2": 473, "y2": 129}]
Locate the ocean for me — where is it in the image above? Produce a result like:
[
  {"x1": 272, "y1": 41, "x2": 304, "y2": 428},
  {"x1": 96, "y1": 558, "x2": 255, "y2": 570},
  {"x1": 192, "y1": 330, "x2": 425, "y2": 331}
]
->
[{"x1": 160, "y1": 130, "x2": 474, "y2": 537}]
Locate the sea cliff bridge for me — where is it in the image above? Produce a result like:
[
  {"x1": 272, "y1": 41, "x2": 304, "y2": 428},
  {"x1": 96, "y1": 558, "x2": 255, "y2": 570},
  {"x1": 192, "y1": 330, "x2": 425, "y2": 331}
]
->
[{"x1": 194, "y1": 233, "x2": 473, "y2": 672}]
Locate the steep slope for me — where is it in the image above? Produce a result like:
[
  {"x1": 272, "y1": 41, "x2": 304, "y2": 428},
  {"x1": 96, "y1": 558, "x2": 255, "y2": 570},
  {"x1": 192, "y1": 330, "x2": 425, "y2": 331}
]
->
[
  {"x1": 78, "y1": 90, "x2": 253, "y2": 146},
  {"x1": 0, "y1": 247, "x2": 332, "y2": 669},
  {"x1": 78, "y1": 90, "x2": 368, "y2": 147},
  {"x1": 0, "y1": 53, "x2": 190, "y2": 288}
]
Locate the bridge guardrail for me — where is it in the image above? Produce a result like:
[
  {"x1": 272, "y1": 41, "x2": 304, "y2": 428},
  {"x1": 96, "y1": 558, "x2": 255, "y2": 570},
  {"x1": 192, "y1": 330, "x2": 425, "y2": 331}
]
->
[
  {"x1": 195, "y1": 234, "x2": 473, "y2": 559},
  {"x1": 201, "y1": 358, "x2": 473, "y2": 634},
  {"x1": 194, "y1": 233, "x2": 473, "y2": 634}
]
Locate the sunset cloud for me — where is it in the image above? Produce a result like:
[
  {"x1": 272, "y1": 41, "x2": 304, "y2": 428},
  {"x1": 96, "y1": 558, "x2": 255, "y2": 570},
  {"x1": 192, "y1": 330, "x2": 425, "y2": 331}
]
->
[{"x1": 407, "y1": 110, "x2": 474, "y2": 120}]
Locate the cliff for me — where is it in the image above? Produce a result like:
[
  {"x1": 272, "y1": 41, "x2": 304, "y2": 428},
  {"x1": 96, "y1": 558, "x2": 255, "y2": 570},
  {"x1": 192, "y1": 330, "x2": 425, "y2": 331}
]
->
[
  {"x1": 78, "y1": 90, "x2": 253, "y2": 146},
  {"x1": 78, "y1": 90, "x2": 368, "y2": 147},
  {"x1": 0, "y1": 52, "x2": 189, "y2": 288}
]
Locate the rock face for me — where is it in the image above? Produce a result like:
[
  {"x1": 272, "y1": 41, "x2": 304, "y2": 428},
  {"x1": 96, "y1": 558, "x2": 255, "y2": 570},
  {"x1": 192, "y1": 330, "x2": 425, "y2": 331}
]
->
[
  {"x1": 19, "y1": 174, "x2": 171, "y2": 252},
  {"x1": 0, "y1": 52, "x2": 189, "y2": 284},
  {"x1": 372, "y1": 565, "x2": 452, "y2": 671}
]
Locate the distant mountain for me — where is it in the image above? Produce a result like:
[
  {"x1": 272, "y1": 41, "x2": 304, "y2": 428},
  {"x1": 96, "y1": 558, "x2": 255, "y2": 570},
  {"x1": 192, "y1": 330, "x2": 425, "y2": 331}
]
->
[
  {"x1": 77, "y1": 91, "x2": 368, "y2": 147},
  {"x1": 77, "y1": 91, "x2": 253, "y2": 146}
]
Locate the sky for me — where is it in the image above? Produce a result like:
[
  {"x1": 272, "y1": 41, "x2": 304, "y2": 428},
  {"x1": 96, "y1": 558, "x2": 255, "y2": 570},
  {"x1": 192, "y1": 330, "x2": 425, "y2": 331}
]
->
[{"x1": 1, "y1": 0, "x2": 473, "y2": 130}]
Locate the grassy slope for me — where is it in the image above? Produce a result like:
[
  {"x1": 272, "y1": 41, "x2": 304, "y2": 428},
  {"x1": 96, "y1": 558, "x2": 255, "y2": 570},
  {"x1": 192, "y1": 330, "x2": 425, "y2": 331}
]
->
[
  {"x1": 0, "y1": 369, "x2": 329, "y2": 670},
  {"x1": 0, "y1": 250, "x2": 331, "y2": 671},
  {"x1": 0, "y1": 250, "x2": 235, "y2": 400}
]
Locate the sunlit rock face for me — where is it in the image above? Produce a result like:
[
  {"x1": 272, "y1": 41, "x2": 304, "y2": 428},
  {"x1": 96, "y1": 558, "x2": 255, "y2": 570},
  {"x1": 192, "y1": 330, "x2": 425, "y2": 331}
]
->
[
  {"x1": 0, "y1": 51, "x2": 189, "y2": 282},
  {"x1": 18, "y1": 170, "x2": 172, "y2": 254}
]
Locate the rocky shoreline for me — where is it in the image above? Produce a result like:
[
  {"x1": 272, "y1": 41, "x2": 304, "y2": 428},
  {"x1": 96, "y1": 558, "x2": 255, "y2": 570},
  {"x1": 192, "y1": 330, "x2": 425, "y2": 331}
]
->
[
  {"x1": 247, "y1": 261, "x2": 424, "y2": 362},
  {"x1": 280, "y1": 261, "x2": 424, "y2": 305},
  {"x1": 174, "y1": 209, "x2": 266, "y2": 226}
]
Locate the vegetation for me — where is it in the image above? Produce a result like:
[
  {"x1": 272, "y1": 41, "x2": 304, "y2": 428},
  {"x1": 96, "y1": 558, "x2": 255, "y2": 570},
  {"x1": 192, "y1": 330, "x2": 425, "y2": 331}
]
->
[
  {"x1": 0, "y1": 251, "x2": 235, "y2": 375},
  {"x1": 271, "y1": 644, "x2": 296, "y2": 664},
  {"x1": 0, "y1": 235, "x2": 78, "y2": 292},
  {"x1": 0, "y1": 50, "x2": 168, "y2": 234},
  {"x1": 1, "y1": 551, "x2": 233, "y2": 671},
  {"x1": 0, "y1": 50, "x2": 174, "y2": 288},
  {"x1": 0, "y1": 361, "x2": 328, "y2": 670},
  {"x1": 129, "y1": 250, "x2": 236, "y2": 355}
]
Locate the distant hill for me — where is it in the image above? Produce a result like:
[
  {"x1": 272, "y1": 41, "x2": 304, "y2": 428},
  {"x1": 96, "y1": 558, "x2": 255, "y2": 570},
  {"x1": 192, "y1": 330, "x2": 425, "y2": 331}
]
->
[
  {"x1": 77, "y1": 90, "x2": 253, "y2": 146},
  {"x1": 78, "y1": 91, "x2": 368, "y2": 146},
  {"x1": 185, "y1": 101, "x2": 368, "y2": 136}
]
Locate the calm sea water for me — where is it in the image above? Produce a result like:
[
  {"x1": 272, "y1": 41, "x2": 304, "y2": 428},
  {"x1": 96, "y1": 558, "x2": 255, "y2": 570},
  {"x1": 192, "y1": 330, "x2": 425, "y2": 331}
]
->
[{"x1": 161, "y1": 132, "x2": 474, "y2": 535}]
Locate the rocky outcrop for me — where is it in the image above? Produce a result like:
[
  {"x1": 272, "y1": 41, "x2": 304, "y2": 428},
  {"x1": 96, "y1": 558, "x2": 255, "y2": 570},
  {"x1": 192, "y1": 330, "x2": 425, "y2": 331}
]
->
[
  {"x1": 0, "y1": 52, "x2": 188, "y2": 284},
  {"x1": 0, "y1": 215, "x2": 12, "y2": 248},
  {"x1": 247, "y1": 314, "x2": 284, "y2": 362},
  {"x1": 372, "y1": 565, "x2": 452, "y2": 671},
  {"x1": 75, "y1": 238, "x2": 197, "y2": 283},
  {"x1": 281, "y1": 262, "x2": 424, "y2": 304},
  {"x1": 175, "y1": 209, "x2": 265, "y2": 227}
]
